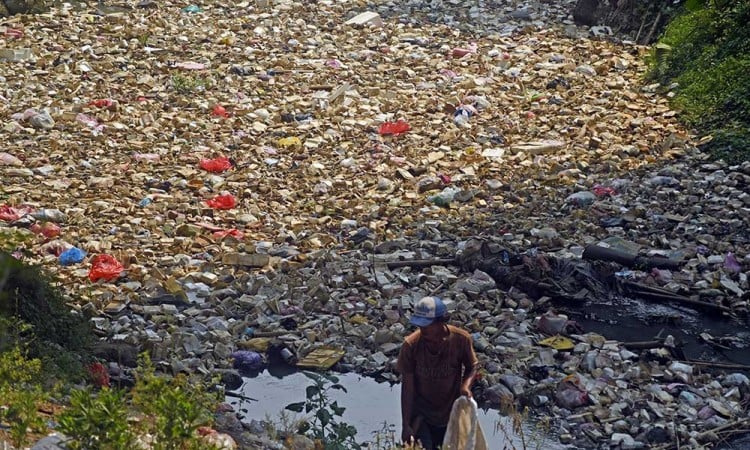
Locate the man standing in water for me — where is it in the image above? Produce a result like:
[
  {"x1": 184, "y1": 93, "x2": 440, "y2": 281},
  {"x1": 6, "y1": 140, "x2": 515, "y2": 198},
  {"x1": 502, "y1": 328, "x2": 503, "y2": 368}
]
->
[{"x1": 397, "y1": 296, "x2": 479, "y2": 449}]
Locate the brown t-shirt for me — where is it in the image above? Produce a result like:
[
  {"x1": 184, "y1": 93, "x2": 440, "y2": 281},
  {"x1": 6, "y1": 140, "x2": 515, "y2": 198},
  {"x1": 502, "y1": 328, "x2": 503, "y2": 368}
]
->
[{"x1": 397, "y1": 325, "x2": 479, "y2": 427}]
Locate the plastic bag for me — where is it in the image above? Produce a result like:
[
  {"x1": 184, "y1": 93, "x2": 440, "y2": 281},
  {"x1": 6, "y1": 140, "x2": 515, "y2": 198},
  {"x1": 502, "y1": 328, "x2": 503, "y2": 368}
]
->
[
  {"x1": 555, "y1": 374, "x2": 590, "y2": 409},
  {"x1": 213, "y1": 229, "x2": 244, "y2": 240},
  {"x1": 200, "y1": 156, "x2": 232, "y2": 173},
  {"x1": 231, "y1": 351, "x2": 264, "y2": 372},
  {"x1": 0, "y1": 204, "x2": 33, "y2": 221},
  {"x1": 442, "y1": 396, "x2": 488, "y2": 450},
  {"x1": 212, "y1": 105, "x2": 229, "y2": 118},
  {"x1": 206, "y1": 194, "x2": 237, "y2": 210},
  {"x1": 88, "y1": 254, "x2": 124, "y2": 282},
  {"x1": 59, "y1": 247, "x2": 87, "y2": 266},
  {"x1": 378, "y1": 120, "x2": 411, "y2": 136},
  {"x1": 30, "y1": 222, "x2": 61, "y2": 239}
]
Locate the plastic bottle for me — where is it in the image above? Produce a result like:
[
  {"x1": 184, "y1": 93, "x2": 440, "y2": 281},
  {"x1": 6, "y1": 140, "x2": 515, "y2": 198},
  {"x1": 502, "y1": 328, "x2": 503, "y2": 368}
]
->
[
  {"x1": 31, "y1": 209, "x2": 67, "y2": 223},
  {"x1": 428, "y1": 187, "x2": 461, "y2": 207},
  {"x1": 453, "y1": 107, "x2": 473, "y2": 126},
  {"x1": 280, "y1": 347, "x2": 297, "y2": 365}
]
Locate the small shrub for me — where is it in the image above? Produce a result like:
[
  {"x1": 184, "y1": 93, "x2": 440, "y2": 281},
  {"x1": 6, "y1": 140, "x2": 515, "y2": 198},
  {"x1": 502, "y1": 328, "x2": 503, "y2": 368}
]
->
[
  {"x1": 131, "y1": 354, "x2": 220, "y2": 450},
  {"x1": 56, "y1": 388, "x2": 137, "y2": 450},
  {"x1": 285, "y1": 371, "x2": 360, "y2": 450},
  {"x1": 171, "y1": 74, "x2": 208, "y2": 94},
  {"x1": 0, "y1": 346, "x2": 48, "y2": 448}
]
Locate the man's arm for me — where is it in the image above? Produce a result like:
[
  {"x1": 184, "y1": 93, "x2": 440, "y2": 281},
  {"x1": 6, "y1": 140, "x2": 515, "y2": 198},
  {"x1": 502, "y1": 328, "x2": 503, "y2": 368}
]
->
[
  {"x1": 460, "y1": 334, "x2": 480, "y2": 397},
  {"x1": 460, "y1": 364, "x2": 478, "y2": 397},
  {"x1": 401, "y1": 372, "x2": 416, "y2": 442}
]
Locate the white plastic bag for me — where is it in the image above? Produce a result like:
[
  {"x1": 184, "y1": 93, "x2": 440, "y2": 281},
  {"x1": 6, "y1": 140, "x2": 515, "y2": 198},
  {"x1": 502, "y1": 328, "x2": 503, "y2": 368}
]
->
[{"x1": 442, "y1": 396, "x2": 489, "y2": 450}]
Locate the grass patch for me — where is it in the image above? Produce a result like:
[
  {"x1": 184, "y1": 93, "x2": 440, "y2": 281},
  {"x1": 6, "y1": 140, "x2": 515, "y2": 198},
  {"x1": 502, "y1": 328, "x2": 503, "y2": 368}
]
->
[{"x1": 647, "y1": 0, "x2": 750, "y2": 162}]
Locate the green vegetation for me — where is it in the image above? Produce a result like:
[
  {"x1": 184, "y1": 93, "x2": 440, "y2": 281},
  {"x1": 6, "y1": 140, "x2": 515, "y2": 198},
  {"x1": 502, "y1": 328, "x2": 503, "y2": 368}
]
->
[
  {"x1": 57, "y1": 388, "x2": 138, "y2": 450},
  {"x1": 0, "y1": 347, "x2": 49, "y2": 448},
  {"x1": 0, "y1": 251, "x2": 93, "y2": 379},
  {"x1": 171, "y1": 73, "x2": 209, "y2": 94},
  {"x1": 285, "y1": 371, "x2": 361, "y2": 450},
  {"x1": 648, "y1": 0, "x2": 750, "y2": 162}
]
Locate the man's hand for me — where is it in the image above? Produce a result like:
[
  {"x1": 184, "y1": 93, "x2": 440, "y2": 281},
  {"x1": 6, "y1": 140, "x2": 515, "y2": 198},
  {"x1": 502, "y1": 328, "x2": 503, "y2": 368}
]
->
[
  {"x1": 401, "y1": 425, "x2": 415, "y2": 444},
  {"x1": 460, "y1": 385, "x2": 472, "y2": 398}
]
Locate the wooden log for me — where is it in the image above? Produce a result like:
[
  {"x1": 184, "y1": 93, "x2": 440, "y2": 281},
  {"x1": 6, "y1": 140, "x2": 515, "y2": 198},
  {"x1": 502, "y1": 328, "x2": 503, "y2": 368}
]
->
[
  {"x1": 386, "y1": 258, "x2": 456, "y2": 269},
  {"x1": 582, "y1": 244, "x2": 682, "y2": 270},
  {"x1": 622, "y1": 281, "x2": 733, "y2": 314}
]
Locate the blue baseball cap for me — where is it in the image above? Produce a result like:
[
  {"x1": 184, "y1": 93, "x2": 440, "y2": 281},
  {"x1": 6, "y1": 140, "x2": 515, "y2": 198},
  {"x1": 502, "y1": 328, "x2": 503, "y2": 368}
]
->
[{"x1": 410, "y1": 296, "x2": 448, "y2": 327}]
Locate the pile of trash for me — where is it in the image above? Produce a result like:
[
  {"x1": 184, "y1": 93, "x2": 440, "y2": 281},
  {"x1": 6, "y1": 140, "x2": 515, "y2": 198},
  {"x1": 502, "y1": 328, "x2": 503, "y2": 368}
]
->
[{"x1": 1, "y1": 0, "x2": 749, "y2": 448}]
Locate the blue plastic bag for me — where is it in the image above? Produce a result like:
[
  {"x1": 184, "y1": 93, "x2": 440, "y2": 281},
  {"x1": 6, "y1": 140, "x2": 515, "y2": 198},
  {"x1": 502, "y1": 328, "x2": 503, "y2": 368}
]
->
[
  {"x1": 59, "y1": 247, "x2": 87, "y2": 266},
  {"x1": 231, "y1": 351, "x2": 263, "y2": 372}
]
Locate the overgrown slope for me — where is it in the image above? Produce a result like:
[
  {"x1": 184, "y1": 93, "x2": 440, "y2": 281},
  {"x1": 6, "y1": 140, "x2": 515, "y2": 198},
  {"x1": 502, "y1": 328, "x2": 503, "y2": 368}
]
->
[{"x1": 648, "y1": 0, "x2": 750, "y2": 162}]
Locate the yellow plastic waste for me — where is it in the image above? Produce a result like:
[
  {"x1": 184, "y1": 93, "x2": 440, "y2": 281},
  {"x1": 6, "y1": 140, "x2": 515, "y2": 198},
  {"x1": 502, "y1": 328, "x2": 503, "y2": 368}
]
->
[
  {"x1": 296, "y1": 347, "x2": 345, "y2": 370},
  {"x1": 238, "y1": 337, "x2": 272, "y2": 352},
  {"x1": 277, "y1": 137, "x2": 301, "y2": 147},
  {"x1": 349, "y1": 314, "x2": 368, "y2": 325},
  {"x1": 538, "y1": 335, "x2": 575, "y2": 351}
]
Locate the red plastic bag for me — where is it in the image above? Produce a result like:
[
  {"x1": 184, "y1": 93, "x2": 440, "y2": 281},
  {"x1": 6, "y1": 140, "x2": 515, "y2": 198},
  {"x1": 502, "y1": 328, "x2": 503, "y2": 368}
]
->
[
  {"x1": 213, "y1": 229, "x2": 244, "y2": 240},
  {"x1": 88, "y1": 254, "x2": 124, "y2": 282},
  {"x1": 89, "y1": 99, "x2": 114, "y2": 108},
  {"x1": 378, "y1": 120, "x2": 411, "y2": 136},
  {"x1": 88, "y1": 362, "x2": 110, "y2": 388},
  {"x1": 0, "y1": 204, "x2": 34, "y2": 221},
  {"x1": 206, "y1": 194, "x2": 237, "y2": 210},
  {"x1": 592, "y1": 185, "x2": 616, "y2": 197},
  {"x1": 199, "y1": 156, "x2": 232, "y2": 173},
  {"x1": 212, "y1": 105, "x2": 229, "y2": 118},
  {"x1": 30, "y1": 222, "x2": 61, "y2": 239}
]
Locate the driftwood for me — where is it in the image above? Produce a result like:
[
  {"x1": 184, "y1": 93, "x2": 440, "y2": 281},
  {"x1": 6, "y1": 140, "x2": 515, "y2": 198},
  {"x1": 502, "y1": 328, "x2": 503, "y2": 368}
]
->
[
  {"x1": 582, "y1": 244, "x2": 682, "y2": 270},
  {"x1": 386, "y1": 258, "x2": 456, "y2": 269},
  {"x1": 225, "y1": 391, "x2": 258, "y2": 402},
  {"x1": 622, "y1": 281, "x2": 733, "y2": 315},
  {"x1": 682, "y1": 359, "x2": 750, "y2": 371},
  {"x1": 622, "y1": 339, "x2": 667, "y2": 350}
]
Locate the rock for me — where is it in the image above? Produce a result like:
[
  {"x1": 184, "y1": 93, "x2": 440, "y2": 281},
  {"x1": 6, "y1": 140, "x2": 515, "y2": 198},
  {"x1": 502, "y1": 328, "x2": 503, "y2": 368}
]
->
[
  {"x1": 285, "y1": 434, "x2": 315, "y2": 450},
  {"x1": 345, "y1": 11, "x2": 382, "y2": 27},
  {"x1": 484, "y1": 382, "x2": 514, "y2": 406},
  {"x1": 31, "y1": 434, "x2": 67, "y2": 450},
  {"x1": 573, "y1": 0, "x2": 599, "y2": 26}
]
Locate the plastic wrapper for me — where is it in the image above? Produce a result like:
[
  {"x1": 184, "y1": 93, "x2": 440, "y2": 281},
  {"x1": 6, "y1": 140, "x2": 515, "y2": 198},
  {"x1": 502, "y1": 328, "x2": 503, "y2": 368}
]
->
[{"x1": 88, "y1": 254, "x2": 124, "y2": 282}]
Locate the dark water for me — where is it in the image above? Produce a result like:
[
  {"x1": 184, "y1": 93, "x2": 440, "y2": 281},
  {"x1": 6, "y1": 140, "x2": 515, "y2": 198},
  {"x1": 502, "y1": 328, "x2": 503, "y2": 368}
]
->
[
  {"x1": 559, "y1": 294, "x2": 750, "y2": 366},
  {"x1": 227, "y1": 368, "x2": 562, "y2": 450}
]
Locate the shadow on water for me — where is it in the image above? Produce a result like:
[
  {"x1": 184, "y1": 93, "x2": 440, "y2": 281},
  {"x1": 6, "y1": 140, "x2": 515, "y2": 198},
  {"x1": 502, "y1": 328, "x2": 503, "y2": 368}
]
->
[
  {"x1": 560, "y1": 294, "x2": 750, "y2": 366},
  {"x1": 227, "y1": 366, "x2": 562, "y2": 450}
]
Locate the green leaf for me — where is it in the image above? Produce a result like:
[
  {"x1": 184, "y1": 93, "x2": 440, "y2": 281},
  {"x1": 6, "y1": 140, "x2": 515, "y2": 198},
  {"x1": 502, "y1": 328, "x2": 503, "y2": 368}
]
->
[
  {"x1": 330, "y1": 401, "x2": 346, "y2": 417},
  {"x1": 303, "y1": 371, "x2": 322, "y2": 382},
  {"x1": 305, "y1": 402, "x2": 314, "y2": 413},
  {"x1": 306, "y1": 385, "x2": 320, "y2": 400},
  {"x1": 316, "y1": 408, "x2": 332, "y2": 427},
  {"x1": 323, "y1": 373, "x2": 340, "y2": 384},
  {"x1": 329, "y1": 384, "x2": 347, "y2": 393},
  {"x1": 285, "y1": 402, "x2": 305, "y2": 413}
]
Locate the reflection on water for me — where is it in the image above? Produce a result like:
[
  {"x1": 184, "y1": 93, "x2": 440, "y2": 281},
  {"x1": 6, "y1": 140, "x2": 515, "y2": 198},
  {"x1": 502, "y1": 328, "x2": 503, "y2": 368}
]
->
[{"x1": 227, "y1": 368, "x2": 560, "y2": 450}]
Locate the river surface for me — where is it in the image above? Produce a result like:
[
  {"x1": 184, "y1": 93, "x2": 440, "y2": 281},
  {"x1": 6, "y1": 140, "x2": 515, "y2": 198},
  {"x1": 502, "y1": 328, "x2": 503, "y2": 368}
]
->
[{"x1": 227, "y1": 367, "x2": 561, "y2": 449}]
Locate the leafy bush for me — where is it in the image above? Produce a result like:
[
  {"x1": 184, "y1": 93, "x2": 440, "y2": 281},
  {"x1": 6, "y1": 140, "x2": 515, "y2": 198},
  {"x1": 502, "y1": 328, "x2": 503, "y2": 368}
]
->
[
  {"x1": 57, "y1": 388, "x2": 138, "y2": 450},
  {"x1": 0, "y1": 347, "x2": 48, "y2": 448},
  {"x1": 131, "y1": 354, "x2": 220, "y2": 450},
  {"x1": 647, "y1": 0, "x2": 750, "y2": 162},
  {"x1": 285, "y1": 371, "x2": 360, "y2": 450},
  {"x1": 57, "y1": 354, "x2": 221, "y2": 450}
]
